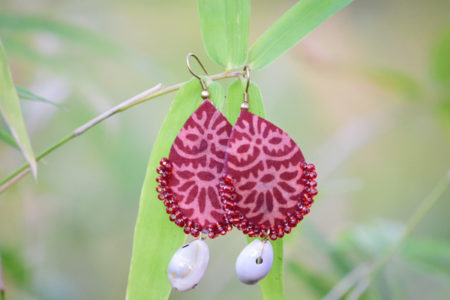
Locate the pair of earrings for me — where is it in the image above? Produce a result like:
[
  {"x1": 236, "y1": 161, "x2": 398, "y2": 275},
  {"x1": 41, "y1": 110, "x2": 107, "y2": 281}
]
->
[{"x1": 157, "y1": 54, "x2": 318, "y2": 292}]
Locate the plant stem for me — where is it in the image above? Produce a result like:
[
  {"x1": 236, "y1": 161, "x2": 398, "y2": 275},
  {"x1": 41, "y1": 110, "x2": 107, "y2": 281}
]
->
[
  {"x1": 324, "y1": 171, "x2": 450, "y2": 300},
  {"x1": 323, "y1": 264, "x2": 371, "y2": 300},
  {"x1": 369, "y1": 171, "x2": 450, "y2": 278},
  {"x1": 0, "y1": 71, "x2": 242, "y2": 193}
]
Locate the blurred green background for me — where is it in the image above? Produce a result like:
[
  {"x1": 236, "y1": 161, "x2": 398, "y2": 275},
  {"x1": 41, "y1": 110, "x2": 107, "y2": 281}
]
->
[{"x1": 1, "y1": 0, "x2": 450, "y2": 299}]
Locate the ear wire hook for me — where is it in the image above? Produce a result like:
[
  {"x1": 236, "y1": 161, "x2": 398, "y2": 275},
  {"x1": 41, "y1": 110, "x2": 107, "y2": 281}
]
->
[
  {"x1": 241, "y1": 65, "x2": 251, "y2": 110},
  {"x1": 187, "y1": 53, "x2": 210, "y2": 99}
]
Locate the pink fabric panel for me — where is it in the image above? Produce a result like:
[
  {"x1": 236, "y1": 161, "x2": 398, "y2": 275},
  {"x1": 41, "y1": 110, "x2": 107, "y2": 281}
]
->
[
  {"x1": 225, "y1": 110, "x2": 306, "y2": 228},
  {"x1": 168, "y1": 100, "x2": 232, "y2": 228}
]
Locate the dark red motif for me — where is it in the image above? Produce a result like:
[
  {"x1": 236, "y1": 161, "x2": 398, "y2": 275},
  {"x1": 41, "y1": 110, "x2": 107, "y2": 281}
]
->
[
  {"x1": 156, "y1": 100, "x2": 233, "y2": 238},
  {"x1": 222, "y1": 110, "x2": 318, "y2": 240}
]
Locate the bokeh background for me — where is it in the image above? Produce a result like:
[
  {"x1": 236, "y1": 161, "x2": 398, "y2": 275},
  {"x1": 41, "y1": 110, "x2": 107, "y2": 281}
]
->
[{"x1": 1, "y1": 0, "x2": 449, "y2": 299}]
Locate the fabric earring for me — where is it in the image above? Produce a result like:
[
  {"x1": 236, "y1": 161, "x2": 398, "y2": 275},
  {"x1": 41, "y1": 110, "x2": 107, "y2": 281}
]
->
[
  {"x1": 220, "y1": 66, "x2": 318, "y2": 284},
  {"x1": 159, "y1": 54, "x2": 233, "y2": 291}
]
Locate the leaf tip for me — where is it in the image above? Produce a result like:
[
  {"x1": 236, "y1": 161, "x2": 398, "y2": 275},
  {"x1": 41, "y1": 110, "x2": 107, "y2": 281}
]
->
[{"x1": 30, "y1": 160, "x2": 38, "y2": 179}]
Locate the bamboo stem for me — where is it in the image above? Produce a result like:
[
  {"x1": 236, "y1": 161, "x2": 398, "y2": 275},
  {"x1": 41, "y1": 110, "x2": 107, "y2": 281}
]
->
[
  {"x1": 324, "y1": 171, "x2": 450, "y2": 300},
  {"x1": 369, "y1": 171, "x2": 450, "y2": 278},
  {"x1": 0, "y1": 71, "x2": 242, "y2": 193}
]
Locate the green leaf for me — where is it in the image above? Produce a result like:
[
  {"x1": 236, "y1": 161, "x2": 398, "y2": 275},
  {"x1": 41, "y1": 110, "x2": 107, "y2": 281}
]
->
[
  {"x1": 337, "y1": 221, "x2": 403, "y2": 259},
  {"x1": 0, "y1": 128, "x2": 18, "y2": 149},
  {"x1": 0, "y1": 246, "x2": 32, "y2": 299},
  {"x1": 430, "y1": 30, "x2": 450, "y2": 86},
  {"x1": 401, "y1": 239, "x2": 450, "y2": 278},
  {"x1": 0, "y1": 36, "x2": 60, "y2": 69},
  {"x1": 304, "y1": 224, "x2": 353, "y2": 276},
  {"x1": 359, "y1": 67, "x2": 422, "y2": 100},
  {"x1": 259, "y1": 239, "x2": 284, "y2": 300},
  {"x1": 16, "y1": 86, "x2": 63, "y2": 108},
  {"x1": 0, "y1": 257, "x2": 4, "y2": 300},
  {"x1": 0, "y1": 14, "x2": 158, "y2": 76},
  {"x1": 0, "y1": 41, "x2": 37, "y2": 177},
  {"x1": 226, "y1": 79, "x2": 284, "y2": 299},
  {"x1": 198, "y1": 0, "x2": 250, "y2": 69},
  {"x1": 126, "y1": 78, "x2": 225, "y2": 300},
  {"x1": 226, "y1": 79, "x2": 265, "y2": 124},
  {"x1": 286, "y1": 260, "x2": 335, "y2": 297},
  {"x1": 0, "y1": 246, "x2": 30, "y2": 288},
  {"x1": 248, "y1": 0, "x2": 354, "y2": 69},
  {"x1": 0, "y1": 13, "x2": 123, "y2": 56},
  {"x1": 435, "y1": 95, "x2": 450, "y2": 134}
]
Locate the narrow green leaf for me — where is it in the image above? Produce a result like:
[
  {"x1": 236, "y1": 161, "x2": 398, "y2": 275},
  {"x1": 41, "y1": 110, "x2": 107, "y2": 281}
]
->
[
  {"x1": 0, "y1": 257, "x2": 4, "y2": 300},
  {"x1": 248, "y1": 0, "x2": 354, "y2": 69},
  {"x1": 126, "y1": 79, "x2": 225, "y2": 300},
  {"x1": 0, "y1": 36, "x2": 60, "y2": 69},
  {"x1": 226, "y1": 79, "x2": 284, "y2": 300},
  {"x1": 359, "y1": 67, "x2": 422, "y2": 100},
  {"x1": 0, "y1": 128, "x2": 18, "y2": 149},
  {"x1": 16, "y1": 86, "x2": 62, "y2": 108},
  {"x1": 401, "y1": 239, "x2": 450, "y2": 278},
  {"x1": 0, "y1": 246, "x2": 30, "y2": 288},
  {"x1": 198, "y1": 0, "x2": 250, "y2": 69},
  {"x1": 435, "y1": 95, "x2": 450, "y2": 133},
  {"x1": 304, "y1": 224, "x2": 353, "y2": 276},
  {"x1": 226, "y1": 79, "x2": 265, "y2": 124},
  {"x1": 0, "y1": 41, "x2": 37, "y2": 177},
  {"x1": 0, "y1": 14, "x2": 158, "y2": 76},
  {"x1": 286, "y1": 260, "x2": 335, "y2": 297},
  {"x1": 0, "y1": 13, "x2": 123, "y2": 56},
  {"x1": 430, "y1": 30, "x2": 450, "y2": 86},
  {"x1": 259, "y1": 239, "x2": 284, "y2": 300}
]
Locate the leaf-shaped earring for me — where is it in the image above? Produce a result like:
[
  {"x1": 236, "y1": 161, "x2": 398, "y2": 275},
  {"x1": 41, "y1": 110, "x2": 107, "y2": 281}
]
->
[
  {"x1": 221, "y1": 67, "x2": 318, "y2": 284},
  {"x1": 159, "y1": 54, "x2": 233, "y2": 291}
]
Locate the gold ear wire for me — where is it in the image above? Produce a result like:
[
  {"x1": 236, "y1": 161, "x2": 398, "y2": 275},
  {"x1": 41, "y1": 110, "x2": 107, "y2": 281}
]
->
[
  {"x1": 241, "y1": 65, "x2": 251, "y2": 110},
  {"x1": 186, "y1": 53, "x2": 210, "y2": 99}
]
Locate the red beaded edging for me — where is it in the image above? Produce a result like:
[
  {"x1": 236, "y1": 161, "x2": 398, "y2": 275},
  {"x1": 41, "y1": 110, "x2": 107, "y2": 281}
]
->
[
  {"x1": 219, "y1": 162, "x2": 318, "y2": 241},
  {"x1": 155, "y1": 157, "x2": 233, "y2": 239}
]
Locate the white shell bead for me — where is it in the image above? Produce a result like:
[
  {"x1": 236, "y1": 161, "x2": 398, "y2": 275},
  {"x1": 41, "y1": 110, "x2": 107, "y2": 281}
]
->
[
  {"x1": 235, "y1": 239, "x2": 273, "y2": 285},
  {"x1": 167, "y1": 239, "x2": 209, "y2": 292}
]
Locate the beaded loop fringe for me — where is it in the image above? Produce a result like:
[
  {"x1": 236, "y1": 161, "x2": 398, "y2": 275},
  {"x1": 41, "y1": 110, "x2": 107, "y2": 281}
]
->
[
  {"x1": 219, "y1": 162, "x2": 318, "y2": 240},
  {"x1": 156, "y1": 158, "x2": 317, "y2": 240},
  {"x1": 156, "y1": 158, "x2": 232, "y2": 239}
]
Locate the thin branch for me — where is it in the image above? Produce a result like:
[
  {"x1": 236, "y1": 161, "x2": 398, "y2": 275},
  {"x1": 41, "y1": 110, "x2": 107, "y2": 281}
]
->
[
  {"x1": 0, "y1": 71, "x2": 242, "y2": 193},
  {"x1": 323, "y1": 264, "x2": 371, "y2": 300},
  {"x1": 73, "y1": 84, "x2": 163, "y2": 136},
  {"x1": 323, "y1": 171, "x2": 450, "y2": 300},
  {"x1": 369, "y1": 171, "x2": 450, "y2": 278},
  {"x1": 347, "y1": 277, "x2": 370, "y2": 300},
  {"x1": 0, "y1": 168, "x2": 30, "y2": 193}
]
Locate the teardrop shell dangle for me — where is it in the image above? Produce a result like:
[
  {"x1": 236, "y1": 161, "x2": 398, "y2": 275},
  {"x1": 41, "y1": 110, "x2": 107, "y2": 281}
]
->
[
  {"x1": 167, "y1": 239, "x2": 210, "y2": 292},
  {"x1": 235, "y1": 239, "x2": 273, "y2": 285}
]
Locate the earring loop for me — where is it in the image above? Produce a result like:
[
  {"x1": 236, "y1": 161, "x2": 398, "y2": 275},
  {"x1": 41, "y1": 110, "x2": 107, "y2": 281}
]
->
[
  {"x1": 241, "y1": 65, "x2": 251, "y2": 110},
  {"x1": 187, "y1": 53, "x2": 209, "y2": 92},
  {"x1": 243, "y1": 65, "x2": 250, "y2": 94}
]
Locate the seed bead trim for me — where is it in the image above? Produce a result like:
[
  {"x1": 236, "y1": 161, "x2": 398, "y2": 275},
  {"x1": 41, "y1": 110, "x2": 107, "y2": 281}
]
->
[
  {"x1": 156, "y1": 157, "x2": 232, "y2": 239},
  {"x1": 219, "y1": 162, "x2": 318, "y2": 241}
]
